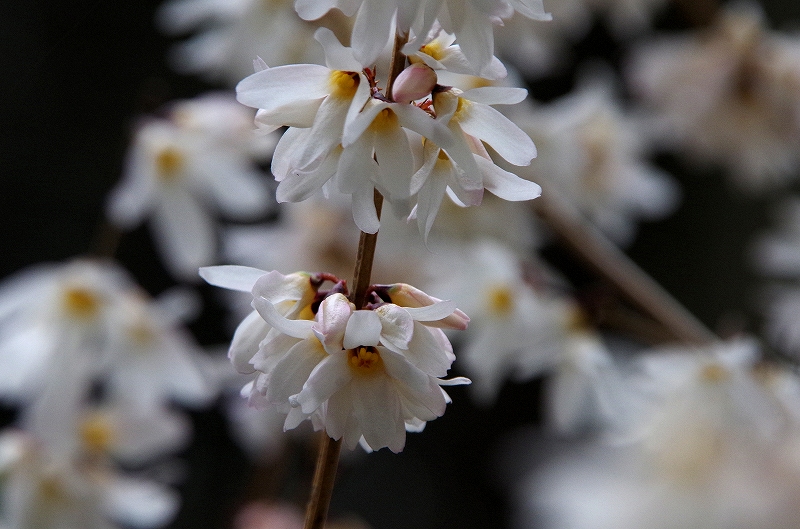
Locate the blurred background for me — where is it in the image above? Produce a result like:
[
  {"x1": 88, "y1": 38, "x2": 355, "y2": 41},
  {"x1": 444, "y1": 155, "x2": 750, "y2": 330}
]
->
[{"x1": 2, "y1": 1, "x2": 800, "y2": 528}]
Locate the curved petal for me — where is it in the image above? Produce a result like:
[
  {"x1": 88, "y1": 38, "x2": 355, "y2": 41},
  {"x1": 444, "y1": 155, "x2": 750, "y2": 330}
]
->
[
  {"x1": 458, "y1": 102, "x2": 536, "y2": 165},
  {"x1": 343, "y1": 310, "x2": 383, "y2": 349},
  {"x1": 313, "y1": 293, "x2": 353, "y2": 354},
  {"x1": 290, "y1": 352, "x2": 352, "y2": 414},
  {"x1": 236, "y1": 64, "x2": 331, "y2": 112},
  {"x1": 315, "y1": 27, "x2": 362, "y2": 72},
  {"x1": 199, "y1": 265, "x2": 266, "y2": 291},
  {"x1": 476, "y1": 155, "x2": 542, "y2": 201}
]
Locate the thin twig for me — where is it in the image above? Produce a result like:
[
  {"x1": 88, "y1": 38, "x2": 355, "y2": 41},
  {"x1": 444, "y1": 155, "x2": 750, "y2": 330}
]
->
[
  {"x1": 534, "y1": 187, "x2": 717, "y2": 346},
  {"x1": 302, "y1": 30, "x2": 404, "y2": 528}
]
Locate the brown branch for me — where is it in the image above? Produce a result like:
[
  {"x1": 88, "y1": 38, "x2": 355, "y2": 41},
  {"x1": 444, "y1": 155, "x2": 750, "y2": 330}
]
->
[{"x1": 534, "y1": 188, "x2": 717, "y2": 346}]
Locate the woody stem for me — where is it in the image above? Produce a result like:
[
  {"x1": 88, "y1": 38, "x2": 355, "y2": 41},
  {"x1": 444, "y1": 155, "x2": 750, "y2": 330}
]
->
[{"x1": 302, "y1": 30, "x2": 406, "y2": 529}]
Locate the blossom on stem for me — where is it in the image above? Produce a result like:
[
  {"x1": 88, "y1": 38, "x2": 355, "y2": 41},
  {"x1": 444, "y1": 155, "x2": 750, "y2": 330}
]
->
[{"x1": 200, "y1": 265, "x2": 469, "y2": 452}]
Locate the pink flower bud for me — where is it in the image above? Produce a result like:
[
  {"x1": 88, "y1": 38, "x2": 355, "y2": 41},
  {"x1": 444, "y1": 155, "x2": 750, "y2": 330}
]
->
[{"x1": 391, "y1": 63, "x2": 437, "y2": 103}]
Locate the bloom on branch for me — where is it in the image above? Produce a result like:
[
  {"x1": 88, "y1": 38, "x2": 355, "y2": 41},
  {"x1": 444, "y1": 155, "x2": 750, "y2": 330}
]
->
[{"x1": 200, "y1": 265, "x2": 469, "y2": 452}]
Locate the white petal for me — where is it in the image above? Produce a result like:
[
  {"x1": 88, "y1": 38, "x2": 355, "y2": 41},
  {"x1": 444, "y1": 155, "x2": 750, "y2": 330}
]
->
[
  {"x1": 199, "y1": 265, "x2": 266, "y2": 291},
  {"x1": 344, "y1": 310, "x2": 383, "y2": 348},
  {"x1": 151, "y1": 187, "x2": 215, "y2": 281},
  {"x1": 476, "y1": 155, "x2": 542, "y2": 201},
  {"x1": 351, "y1": 0, "x2": 396, "y2": 67},
  {"x1": 228, "y1": 310, "x2": 268, "y2": 374},
  {"x1": 104, "y1": 477, "x2": 179, "y2": 528},
  {"x1": 291, "y1": 353, "x2": 352, "y2": 414},
  {"x1": 253, "y1": 296, "x2": 314, "y2": 339},
  {"x1": 353, "y1": 372, "x2": 405, "y2": 452},
  {"x1": 313, "y1": 293, "x2": 353, "y2": 354},
  {"x1": 276, "y1": 148, "x2": 340, "y2": 203},
  {"x1": 315, "y1": 27, "x2": 362, "y2": 72},
  {"x1": 461, "y1": 86, "x2": 528, "y2": 105},
  {"x1": 236, "y1": 64, "x2": 331, "y2": 112},
  {"x1": 266, "y1": 338, "x2": 326, "y2": 407},
  {"x1": 458, "y1": 103, "x2": 536, "y2": 165},
  {"x1": 403, "y1": 300, "x2": 458, "y2": 321},
  {"x1": 351, "y1": 185, "x2": 381, "y2": 234},
  {"x1": 375, "y1": 304, "x2": 414, "y2": 350}
]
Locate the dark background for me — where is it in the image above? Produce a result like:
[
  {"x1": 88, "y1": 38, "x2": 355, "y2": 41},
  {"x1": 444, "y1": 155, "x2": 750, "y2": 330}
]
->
[{"x1": 1, "y1": 1, "x2": 799, "y2": 528}]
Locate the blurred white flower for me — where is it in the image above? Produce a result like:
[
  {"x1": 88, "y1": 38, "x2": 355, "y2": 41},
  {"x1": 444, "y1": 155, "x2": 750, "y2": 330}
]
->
[
  {"x1": 0, "y1": 260, "x2": 213, "y2": 460},
  {"x1": 627, "y1": 4, "x2": 800, "y2": 191},
  {"x1": 519, "y1": 339, "x2": 800, "y2": 529},
  {"x1": 0, "y1": 259, "x2": 130, "y2": 407},
  {"x1": 751, "y1": 199, "x2": 800, "y2": 357},
  {"x1": 157, "y1": 0, "x2": 328, "y2": 84},
  {"x1": 106, "y1": 94, "x2": 275, "y2": 281},
  {"x1": 0, "y1": 430, "x2": 180, "y2": 529},
  {"x1": 103, "y1": 288, "x2": 213, "y2": 411},
  {"x1": 427, "y1": 240, "x2": 582, "y2": 404},
  {"x1": 512, "y1": 77, "x2": 679, "y2": 245}
]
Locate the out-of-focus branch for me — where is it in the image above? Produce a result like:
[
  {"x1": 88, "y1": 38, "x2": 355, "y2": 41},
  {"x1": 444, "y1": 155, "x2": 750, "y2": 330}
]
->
[
  {"x1": 534, "y1": 188, "x2": 717, "y2": 346},
  {"x1": 674, "y1": 0, "x2": 719, "y2": 28}
]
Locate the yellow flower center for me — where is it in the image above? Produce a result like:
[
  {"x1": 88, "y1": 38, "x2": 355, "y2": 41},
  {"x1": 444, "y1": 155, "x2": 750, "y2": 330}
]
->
[
  {"x1": 486, "y1": 285, "x2": 514, "y2": 315},
  {"x1": 700, "y1": 362, "x2": 730, "y2": 383},
  {"x1": 80, "y1": 414, "x2": 114, "y2": 453},
  {"x1": 63, "y1": 287, "x2": 100, "y2": 319},
  {"x1": 329, "y1": 70, "x2": 360, "y2": 99},
  {"x1": 453, "y1": 97, "x2": 471, "y2": 121},
  {"x1": 372, "y1": 108, "x2": 398, "y2": 131},
  {"x1": 418, "y1": 41, "x2": 444, "y2": 61},
  {"x1": 155, "y1": 146, "x2": 184, "y2": 181},
  {"x1": 348, "y1": 346, "x2": 381, "y2": 373}
]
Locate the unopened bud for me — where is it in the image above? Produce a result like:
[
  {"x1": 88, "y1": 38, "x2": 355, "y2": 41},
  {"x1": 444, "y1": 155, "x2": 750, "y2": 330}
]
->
[{"x1": 391, "y1": 63, "x2": 437, "y2": 104}]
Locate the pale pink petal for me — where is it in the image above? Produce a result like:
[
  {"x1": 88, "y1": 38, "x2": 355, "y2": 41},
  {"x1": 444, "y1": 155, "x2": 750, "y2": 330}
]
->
[{"x1": 313, "y1": 293, "x2": 353, "y2": 354}]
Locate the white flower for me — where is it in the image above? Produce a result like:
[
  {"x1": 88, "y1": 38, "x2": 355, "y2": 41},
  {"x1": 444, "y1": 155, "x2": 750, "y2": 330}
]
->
[
  {"x1": 410, "y1": 86, "x2": 540, "y2": 239},
  {"x1": 103, "y1": 288, "x2": 213, "y2": 411},
  {"x1": 511, "y1": 77, "x2": 679, "y2": 244},
  {"x1": 426, "y1": 240, "x2": 579, "y2": 404},
  {"x1": 627, "y1": 4, "x2": 800, "y2": 191},
  {"x1": 295, "y1": 0, "x2": 551, "y2": 77},
  {"x1": 200, "y1": 265, "x2": 469, "y2": 452},
  {"x1": 157, "y1": 0, "x2": 325, "y2": 84},
  {"x1": 0, "y1": 430, "x2": 180, "y2": 529},
  {"x1": 519, "y1": 339, "x2": 800, "y2": 529},
  {"x1": 106, "y1": 95, "x2": 275, "y2": 281},
  {"x1": 0, "y1": 260, "x2": 130, "y2": 406}
]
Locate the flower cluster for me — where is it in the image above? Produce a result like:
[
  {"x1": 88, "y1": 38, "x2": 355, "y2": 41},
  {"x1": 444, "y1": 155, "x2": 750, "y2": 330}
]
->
[
  {"x1": 0, "y1": 259, "x2": 212, "y2": 528},
  {"x1": 236, "y1": 27, "x2": 541, "y2": 239},
  {"x1": 201, "y1": 265, "x2": 469, "y2": 452}
]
